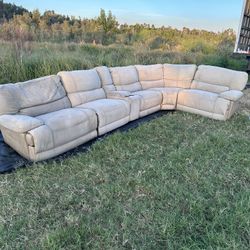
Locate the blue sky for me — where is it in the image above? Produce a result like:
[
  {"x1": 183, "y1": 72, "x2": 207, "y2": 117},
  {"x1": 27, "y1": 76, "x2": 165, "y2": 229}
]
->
[{"x1": 10, "y1": 0, "x2": 244, "y2": 32}]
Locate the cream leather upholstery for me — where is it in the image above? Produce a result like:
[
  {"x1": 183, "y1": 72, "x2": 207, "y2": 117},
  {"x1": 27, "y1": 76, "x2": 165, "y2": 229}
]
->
[
  {"x1": 76, "y1": 99, "x2": 130, "y2": 135},
  {"x1": 135, "y1": 64, "x2": 164, "y2": 89},
  {"x1": 35, "y1": 108, "x2": 97, "y2": 150},
  {"x1": 0, "y1": 75, "x2": 71, "y2": 116},
  {"x1": 150, "y1": 87, "x2": 181, "y2": 110},
  {"x1": 135, "y1": 64, "x2": 195, "y2": 110},
  {"x1": 97, "y1": 66, "x2": 140, "y2": 120},
  {"x1": 110, "y1": 66, "x2": 142, "y2": 92},
  {"x1": 0, "y1": 76, "x2": 97, "y2": 161},
  {"x1": 106, "y1": 91, "x2": 141, "y2": 121},
  {"x1": 96, "y1": 66, "x2": 116, "y2": 92},
  {"x1": 177, "y1": 65, "x2": 248, "y2": 120},
  {"x1": 132, "y1": 90, "x2": 162, "y2": 116},
  {"x1": 58, "y1": 69, "x2": 106, "y2": 107},
  {"x1": 59, "y1": 69, "x2": 131, "y2": 135},
  {"x1": 177, "y1": 90, "x2": 232, "y2": 120},
  {"x1": 0, "y1": 64, "x2": 247, "y2": 162},
  {"x1": 164, "y1": 64, "x2": 197, "y2": 88},
  {"x1": 193, "y1": 65, "x2": 248, "y2": 91},
  {"x1": 0, "y1": 115, "x2": 44, "y2": 133},
  {"x1": 220, "y1": 90, "x2": 244, "y2": 101},
  {"x1": 107, "y1": 90, "x2": 131, "y2": 98},
  {"x1": 102, "y1": 65, "x2": 163, "y2": 118}
]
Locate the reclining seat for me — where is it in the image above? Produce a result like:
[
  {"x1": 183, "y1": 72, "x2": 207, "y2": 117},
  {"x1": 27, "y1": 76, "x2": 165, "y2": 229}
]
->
[
  {"x1": 135, "y1": 64, "x2": 178, "y2": 110},
  {"x1": 162, "y1": 64, "x2": 197, "y2": 109},
  {"x1": 0, "y1": 76, "x2": 98, "y2": 161},
  {"x1": 135, "y1": 64, "x2": 197, "y2": 110},
  {"x1": 58, "y1": 69, "x2": 130, "y2": 135},
  {"x1": 97, "y1": 66, "x2": 162, "y2": 118},
  {"x1": 96, "y1": 66, "x2": 141, "y2": 121},
  {"x1": 177, "y1": 65, "x2": 248, "y2": 120}
]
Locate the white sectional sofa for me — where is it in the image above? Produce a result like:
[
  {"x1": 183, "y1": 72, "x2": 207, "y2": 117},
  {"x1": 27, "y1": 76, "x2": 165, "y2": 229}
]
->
[{"x1": 0, "y1": 64, "x2": 247, "y2": 161}]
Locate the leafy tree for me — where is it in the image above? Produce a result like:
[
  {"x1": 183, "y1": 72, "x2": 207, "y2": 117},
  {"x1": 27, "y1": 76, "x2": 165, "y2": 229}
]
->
[
  {"x1": 0, "y1": 0, "x2": 4, "y2": 21},
  {"x1": 0, "y1": 1, "x2": 237, "y2": 50},
  {"x1": 97, "y1": 9, "x2": 118, "y2": 33},
  {"x1": 31, "y1": 9, "x2": 40, "y2": 28},
  {"x1": 0, "y1": 0, "x2": 28, "y2": 21}
]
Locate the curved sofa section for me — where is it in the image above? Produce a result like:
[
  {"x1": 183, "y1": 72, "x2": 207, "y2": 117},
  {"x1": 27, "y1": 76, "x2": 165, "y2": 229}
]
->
[{"x1": 0, "y1": 64, "x2": 248, "y2": 161}]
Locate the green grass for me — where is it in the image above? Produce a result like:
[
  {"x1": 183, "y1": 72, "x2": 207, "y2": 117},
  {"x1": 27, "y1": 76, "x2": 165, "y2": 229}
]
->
[
  {"x1": 0, "y1": 112, "x2": 249, "y2": 249},
  {"x1": 0, "y1": 40, "x2": 249, "y2": 249},
  {"x1": 0, "y1": 41, "x2": 247, "y2": 84}
]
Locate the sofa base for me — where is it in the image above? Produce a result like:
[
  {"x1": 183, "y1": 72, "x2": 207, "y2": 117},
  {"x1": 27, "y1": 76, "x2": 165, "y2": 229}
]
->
[
  {"x1": 161, "y1": 104, "x2": 176, "y2": 110},
  {"x1": 127, "y1": 95, "x2": 141, "y2": 121},
  {"x1": 177, "y1": 105, "x2": 227, "y2": 120},
  {"x1": 98, "y1": 116, "x2": 130, "y2": 136},
  {"x1": 177, "y1": 95, "x2": 240, "y2": 121},
  {"x1": 1, "y1": 125, "x2": 98, "y2": 162},
  {"x1": 28, "y1": 130, "x2": 97, "y2": 161},
  {"x1": 1, "y1": 127, "x2": 30, "y2": 158},
  {"x1": 140, "y1": 105, "x2": 161, "y2": 118},
  {"x1": 150, "y1": 87, "x2": 180, "y2": 110}
]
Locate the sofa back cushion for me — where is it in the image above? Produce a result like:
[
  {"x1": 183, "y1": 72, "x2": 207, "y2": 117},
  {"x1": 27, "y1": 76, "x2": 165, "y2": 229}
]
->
[
  {"x1": 135, "y1": 64, "x2": 164, "y2": 89},
  {"x1": 0, "y1": 84, "x2": 19, "y2": 116},
  {"x1": 0, "y1": 75, "x2": 71, "y2": 116},
  {"x1": 164, "y1": 64, "x2": 197, "y2": 88},
  {"x1": 58, "y1": 69, "x2": 106, "y2": 107},
  {"x1": 110, "y1": 66, "x2": 142, "y2": 92},
  {"x1": 95, "y1": 66, "x2": 116, "y2": 93},
  {"x1": 192, "y1": 65, "x2": 248, "y2": 92}
]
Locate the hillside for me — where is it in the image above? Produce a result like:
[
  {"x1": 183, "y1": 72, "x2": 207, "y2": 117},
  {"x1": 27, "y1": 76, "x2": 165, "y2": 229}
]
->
[{"x1": 0, "y1": 0, "x2": 29, "y2": 22}]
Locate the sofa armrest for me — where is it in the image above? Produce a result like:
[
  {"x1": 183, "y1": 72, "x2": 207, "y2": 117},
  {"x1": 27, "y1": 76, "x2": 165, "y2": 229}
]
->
[
  {"x1": 0, "y1": 115, "x2": 44, "y2": 133},
  {"x1": 107, "y1": 90, "x2": 132, "y2": 99},
  {"x1": 220, "y1": 90, "x2": 244, "y2": 101}
]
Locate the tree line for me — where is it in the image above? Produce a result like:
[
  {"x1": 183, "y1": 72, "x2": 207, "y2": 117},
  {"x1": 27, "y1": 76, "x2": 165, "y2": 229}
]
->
[{"x1": 0, "y1": 1, "x2": 236, "y2": 53}]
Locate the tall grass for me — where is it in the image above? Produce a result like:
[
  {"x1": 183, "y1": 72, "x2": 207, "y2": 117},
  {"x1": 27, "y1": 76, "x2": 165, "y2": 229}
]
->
[{"x1": 0, "y1": 41, "x2": 247, "y2": 84}]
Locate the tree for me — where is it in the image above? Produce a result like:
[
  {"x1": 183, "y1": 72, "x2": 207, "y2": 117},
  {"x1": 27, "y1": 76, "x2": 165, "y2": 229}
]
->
[
  {"x1": 0, "y1": 0, "x2": 4, "y2": 21},
  {"x1": 97, "y1": 9, "x2": 118, "y2": 33},
  {"x1": 32, "y1": 9, "x2": 40, "y2": 28},
  {"x1": 96, "y1": 9, "x2": 118, "y2": 45},
  {"x1": 0, "y1": 1, "x2": 28, "y2": 21}
]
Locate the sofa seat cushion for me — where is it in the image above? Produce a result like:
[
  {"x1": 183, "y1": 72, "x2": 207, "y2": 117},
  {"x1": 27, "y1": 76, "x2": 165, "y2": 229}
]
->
[
  {"x1": 33, "y1": 108, "x2": 97, "y2": 151},
  {"x1": 177, "y1": 89, "x2": 231, "y2": 115},
  {"x1": 150, "y1": 87, "x2": 180, "y2": 106},
  {"x1": 76, "y1": 99, "x2": 130, "y2": 128},
  {"x1": 133, "y1": 90, "x2": 162, "y2": 111}
]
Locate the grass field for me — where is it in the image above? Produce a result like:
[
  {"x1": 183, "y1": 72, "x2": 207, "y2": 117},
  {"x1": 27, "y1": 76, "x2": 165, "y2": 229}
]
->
[
  {"x1": 0, "y1": 41, "x2": 249, "y2": 249},
  {"x1": 0, "y1": 95, "x2": 250, "y2": 249},
  {"x1": 0, "y1": 41, "x2": 247, "y2": 84}
]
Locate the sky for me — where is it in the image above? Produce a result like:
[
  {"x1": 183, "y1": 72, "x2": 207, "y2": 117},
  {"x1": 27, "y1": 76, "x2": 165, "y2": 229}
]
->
[{"x1": 9, "y1": 0, "x2": 245, "y2": 32}]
